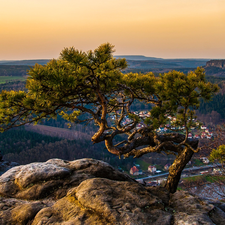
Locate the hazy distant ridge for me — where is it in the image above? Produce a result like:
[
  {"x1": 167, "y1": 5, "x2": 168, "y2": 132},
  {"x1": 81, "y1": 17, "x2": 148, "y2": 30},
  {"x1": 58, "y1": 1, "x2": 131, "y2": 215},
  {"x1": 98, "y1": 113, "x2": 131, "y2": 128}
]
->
[
  {"x1": 0, "y1": 59, "x2": 50, "y2": 66},
  {"x1": 115, "y1": 55, "x2": 210, "y2": 68},
  {"x1": 114, "y1": 55, "x2": 162, "y2": 60},
  {"x1": 0, "y1": 56, "x2": 215, "y2": 72}
]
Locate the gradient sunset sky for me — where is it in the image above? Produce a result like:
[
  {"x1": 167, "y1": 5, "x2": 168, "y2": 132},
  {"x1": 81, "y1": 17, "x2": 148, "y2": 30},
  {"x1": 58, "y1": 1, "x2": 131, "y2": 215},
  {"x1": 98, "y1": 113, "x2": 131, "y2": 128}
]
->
[{"x1": 1, "y1": 0, "x2": 225, "y2": 60}]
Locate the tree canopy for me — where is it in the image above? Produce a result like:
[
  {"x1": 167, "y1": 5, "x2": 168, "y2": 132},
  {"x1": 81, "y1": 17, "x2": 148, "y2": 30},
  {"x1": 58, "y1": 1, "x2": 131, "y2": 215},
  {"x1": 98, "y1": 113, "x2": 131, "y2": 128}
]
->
[
  {"x1": 0, "y1": 43, "x2": 219, "y2": 193},
  {"x1": 210, "y1": 145, "x2": 225, "y2": 165}
]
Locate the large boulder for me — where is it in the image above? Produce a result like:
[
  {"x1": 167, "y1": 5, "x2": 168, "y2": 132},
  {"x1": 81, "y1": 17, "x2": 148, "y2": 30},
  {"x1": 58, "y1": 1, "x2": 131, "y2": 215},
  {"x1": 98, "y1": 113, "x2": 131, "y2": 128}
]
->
[{"x1": 0, "y1": 158, "x2": 225, "y2": 224}]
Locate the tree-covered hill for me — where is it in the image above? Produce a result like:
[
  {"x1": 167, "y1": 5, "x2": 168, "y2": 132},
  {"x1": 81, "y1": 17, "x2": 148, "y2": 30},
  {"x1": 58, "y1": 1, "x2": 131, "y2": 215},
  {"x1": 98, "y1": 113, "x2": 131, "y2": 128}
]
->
[
  {"x1": 0, "y1": 65, "x2": 29, "y2": 76},
  {"x1": 0, "y1": 59, "x2": 50, "y2": 66},
  {"x1": 1, "y1": 127, "x2": 134, "y2": 169}
]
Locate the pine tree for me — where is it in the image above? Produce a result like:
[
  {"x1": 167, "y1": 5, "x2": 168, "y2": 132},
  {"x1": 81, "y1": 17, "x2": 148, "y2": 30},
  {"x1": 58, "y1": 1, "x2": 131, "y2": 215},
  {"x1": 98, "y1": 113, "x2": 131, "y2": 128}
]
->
[{"x1": 0, "y1": 43, "x2": 219, "y2": 193}]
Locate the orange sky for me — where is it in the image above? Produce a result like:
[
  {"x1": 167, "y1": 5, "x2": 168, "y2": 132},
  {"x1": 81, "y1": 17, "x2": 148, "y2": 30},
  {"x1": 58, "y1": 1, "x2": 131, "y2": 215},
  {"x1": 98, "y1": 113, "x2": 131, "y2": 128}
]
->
[{"x1": 0, "y1": 0, "x2": 225, "y2": 60}]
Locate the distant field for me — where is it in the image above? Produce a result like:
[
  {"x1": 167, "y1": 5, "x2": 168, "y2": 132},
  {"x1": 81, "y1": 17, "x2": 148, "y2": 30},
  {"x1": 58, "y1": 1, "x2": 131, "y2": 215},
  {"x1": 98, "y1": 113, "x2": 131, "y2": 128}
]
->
[
  {"x1": 0, "y1": 76, "x2": 26, "y2": 84},
  {"x1": 24, "y1": 124, "x2": 92, "y2": 140}
]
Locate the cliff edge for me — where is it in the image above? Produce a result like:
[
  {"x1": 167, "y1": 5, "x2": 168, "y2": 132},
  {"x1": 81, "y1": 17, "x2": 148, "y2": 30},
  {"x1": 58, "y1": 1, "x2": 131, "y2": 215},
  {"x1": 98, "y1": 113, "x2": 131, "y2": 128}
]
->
[
  {"x1": 206, "y1": 60, "x2": 225, "y2": 69},
  {"x1": 0, "y1": 158, "x2": 225, "y2": 225}
]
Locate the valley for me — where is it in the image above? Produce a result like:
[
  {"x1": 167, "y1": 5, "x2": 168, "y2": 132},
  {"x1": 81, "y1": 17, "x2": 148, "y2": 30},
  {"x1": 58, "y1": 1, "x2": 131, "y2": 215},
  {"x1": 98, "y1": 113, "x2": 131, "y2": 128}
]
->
[{"x1": 0, "y1": 57, "x2": 225, "y2": 182}]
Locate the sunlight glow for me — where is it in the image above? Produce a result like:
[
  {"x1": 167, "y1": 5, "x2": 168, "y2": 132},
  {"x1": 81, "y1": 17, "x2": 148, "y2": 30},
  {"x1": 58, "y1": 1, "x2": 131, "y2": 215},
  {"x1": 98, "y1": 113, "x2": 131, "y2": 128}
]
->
[{"x1": 0, "y1": 0, "x2": 224, "y2": 59}]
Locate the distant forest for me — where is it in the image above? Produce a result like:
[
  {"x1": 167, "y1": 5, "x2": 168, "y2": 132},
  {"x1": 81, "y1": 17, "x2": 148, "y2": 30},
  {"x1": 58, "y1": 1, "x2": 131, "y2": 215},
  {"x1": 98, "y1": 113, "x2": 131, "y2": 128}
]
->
[
  {"x1": 1, "y1": 127, "x2": 135, "y2": 170},
  {"x1": 0, "y1": 65, "x2": 29, "y2": 76}
]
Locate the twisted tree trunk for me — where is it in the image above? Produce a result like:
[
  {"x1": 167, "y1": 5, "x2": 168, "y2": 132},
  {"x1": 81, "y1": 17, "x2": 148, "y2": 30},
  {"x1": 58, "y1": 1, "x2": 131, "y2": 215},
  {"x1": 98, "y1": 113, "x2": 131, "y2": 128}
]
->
[{"x1": 165, "y1": 140, "x2": 198, "y2": 193}]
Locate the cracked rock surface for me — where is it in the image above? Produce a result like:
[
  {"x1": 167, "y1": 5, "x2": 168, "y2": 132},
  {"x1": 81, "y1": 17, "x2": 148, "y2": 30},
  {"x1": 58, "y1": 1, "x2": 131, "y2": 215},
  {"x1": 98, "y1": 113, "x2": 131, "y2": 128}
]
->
[{"x1": 0, "y1": 158, "x2": 225, "y2": 224}]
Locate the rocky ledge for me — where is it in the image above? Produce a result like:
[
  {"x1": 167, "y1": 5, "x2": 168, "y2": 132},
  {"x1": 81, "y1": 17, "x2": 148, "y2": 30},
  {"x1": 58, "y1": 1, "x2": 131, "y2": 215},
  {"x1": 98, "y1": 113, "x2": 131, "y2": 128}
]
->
[
  {"x1": 206, "y1": 60, "x2": 225, "y2": 69},
  {"x1": 0, "y1": 158, "x2": 225, "y2": 225}
]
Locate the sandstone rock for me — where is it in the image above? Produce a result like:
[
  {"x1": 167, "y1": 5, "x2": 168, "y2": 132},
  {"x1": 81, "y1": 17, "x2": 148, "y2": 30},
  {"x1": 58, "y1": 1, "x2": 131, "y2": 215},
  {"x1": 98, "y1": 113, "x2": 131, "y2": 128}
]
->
[
  {"x1": 206, "y1": 60, "x2": 225, "y2": 69},
  {"x1": 173, "y1": 212, "x2": 214, "y2": 225},
  {"x1": 170, "y1": 190, "x2": 225, "y2": 225},
  {"x1": 202, "y1": 198, "x2": 225, "y2": 213},
  {"x1": 72, "y1": 178, "x2": 171, "y2": 224},
  {"x1": 146, "y1": 186, "x2": 170, "y2": 205},
  {"x1": 15, "y1": 162, "x2": 71, "y2": 188},
  {"x1": 209, "y1": 206, "x2": 225, "y2": 225},
  {"x1": 170, "y1": 190, "x2": 214, "y2": 214},
  {"x1": 218, "y1": 203, "x2": 225, "y2": 212},
  {"x1": 0, "y1": 158, "x2": 224, "y2": 224},
  {"x1": 0, "y1": 198, "x2": 44, "y2": 225}
]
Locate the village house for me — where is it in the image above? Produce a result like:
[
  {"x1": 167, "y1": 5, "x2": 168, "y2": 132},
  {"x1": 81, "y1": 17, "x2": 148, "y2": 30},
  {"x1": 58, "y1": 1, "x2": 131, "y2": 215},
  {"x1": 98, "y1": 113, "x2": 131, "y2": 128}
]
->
[
  {"x1": 130, "y1": 166, "x2": 143, "y2": 175},
  {"x1": 139, "y1": 111, "x2": 145, "y2": 118},
  {"x1": 213, "y1": 168, "x2": 222, "y2": 174},
  {"x1": 188, "y1": 133, "x2": 192, "y2": 139},
  {"x1": 148, "y1": 165, "x2": 157, "y2": 174},
  {"x1": 146, "y1": 112, "x2": 151, "y2": 117},
  {"x1": 200, "y1": 157, "x2": 210, "y2": 164},
  {"x1": 164, "y1": 163, "x2": 171, "y2": 170},
  {"x1": 136, "y1": 123, "x2": 144, "y2": 130},
  {"x1": 167, "y1": 115, "x2": 172, "y2": 120},
  {"x1": 201, "y1": 132, "x2": 206, "y2": 138},
  {"x1": 146, "y1": 181, "x2": 158, "y2": 186},
  {"x1": 172, "y1": 117, "x2": 177, "y2": 122},
  {"x1": 194, "y1": 134, "x2": 199, "y2": 139}
]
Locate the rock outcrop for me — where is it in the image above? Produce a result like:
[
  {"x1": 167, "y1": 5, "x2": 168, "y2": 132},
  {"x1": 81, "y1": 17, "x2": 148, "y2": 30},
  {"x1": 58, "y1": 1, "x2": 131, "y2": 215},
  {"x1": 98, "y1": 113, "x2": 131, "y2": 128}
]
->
[
  {"x1": 0, "y1": 158, "x2": 225, "y2": 224},
  {"x1": 206, "y1": 60, "x2": 225, "y2": 69}
]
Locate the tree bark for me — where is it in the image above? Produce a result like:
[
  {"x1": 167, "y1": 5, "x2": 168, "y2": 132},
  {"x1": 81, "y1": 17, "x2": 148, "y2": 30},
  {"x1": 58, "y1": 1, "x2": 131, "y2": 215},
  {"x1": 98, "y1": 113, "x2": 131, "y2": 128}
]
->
[{"x1": 165, "y1": 147, "x2": 195, "y2": 193}]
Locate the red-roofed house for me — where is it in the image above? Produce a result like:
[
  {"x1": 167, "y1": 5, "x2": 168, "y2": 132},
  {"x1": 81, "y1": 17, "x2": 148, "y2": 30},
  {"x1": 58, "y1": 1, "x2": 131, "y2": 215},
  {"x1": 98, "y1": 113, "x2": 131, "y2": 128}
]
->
[
  {"x1": 208, "y1": 132, "x2": 213, "y2": 137},
  {"x1": 130, "y1": 166, "x2": 142, "y2": 175},
  {"x1": 194, "y1": 134, "x2": 199, "y2": 139}
]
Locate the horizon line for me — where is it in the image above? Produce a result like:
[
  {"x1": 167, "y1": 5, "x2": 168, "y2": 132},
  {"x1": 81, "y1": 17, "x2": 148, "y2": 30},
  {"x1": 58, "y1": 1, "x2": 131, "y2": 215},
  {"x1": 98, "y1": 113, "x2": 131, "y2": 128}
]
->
[{"x1": 1, "y1": 56, "x2": 224, "y2": 62}]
